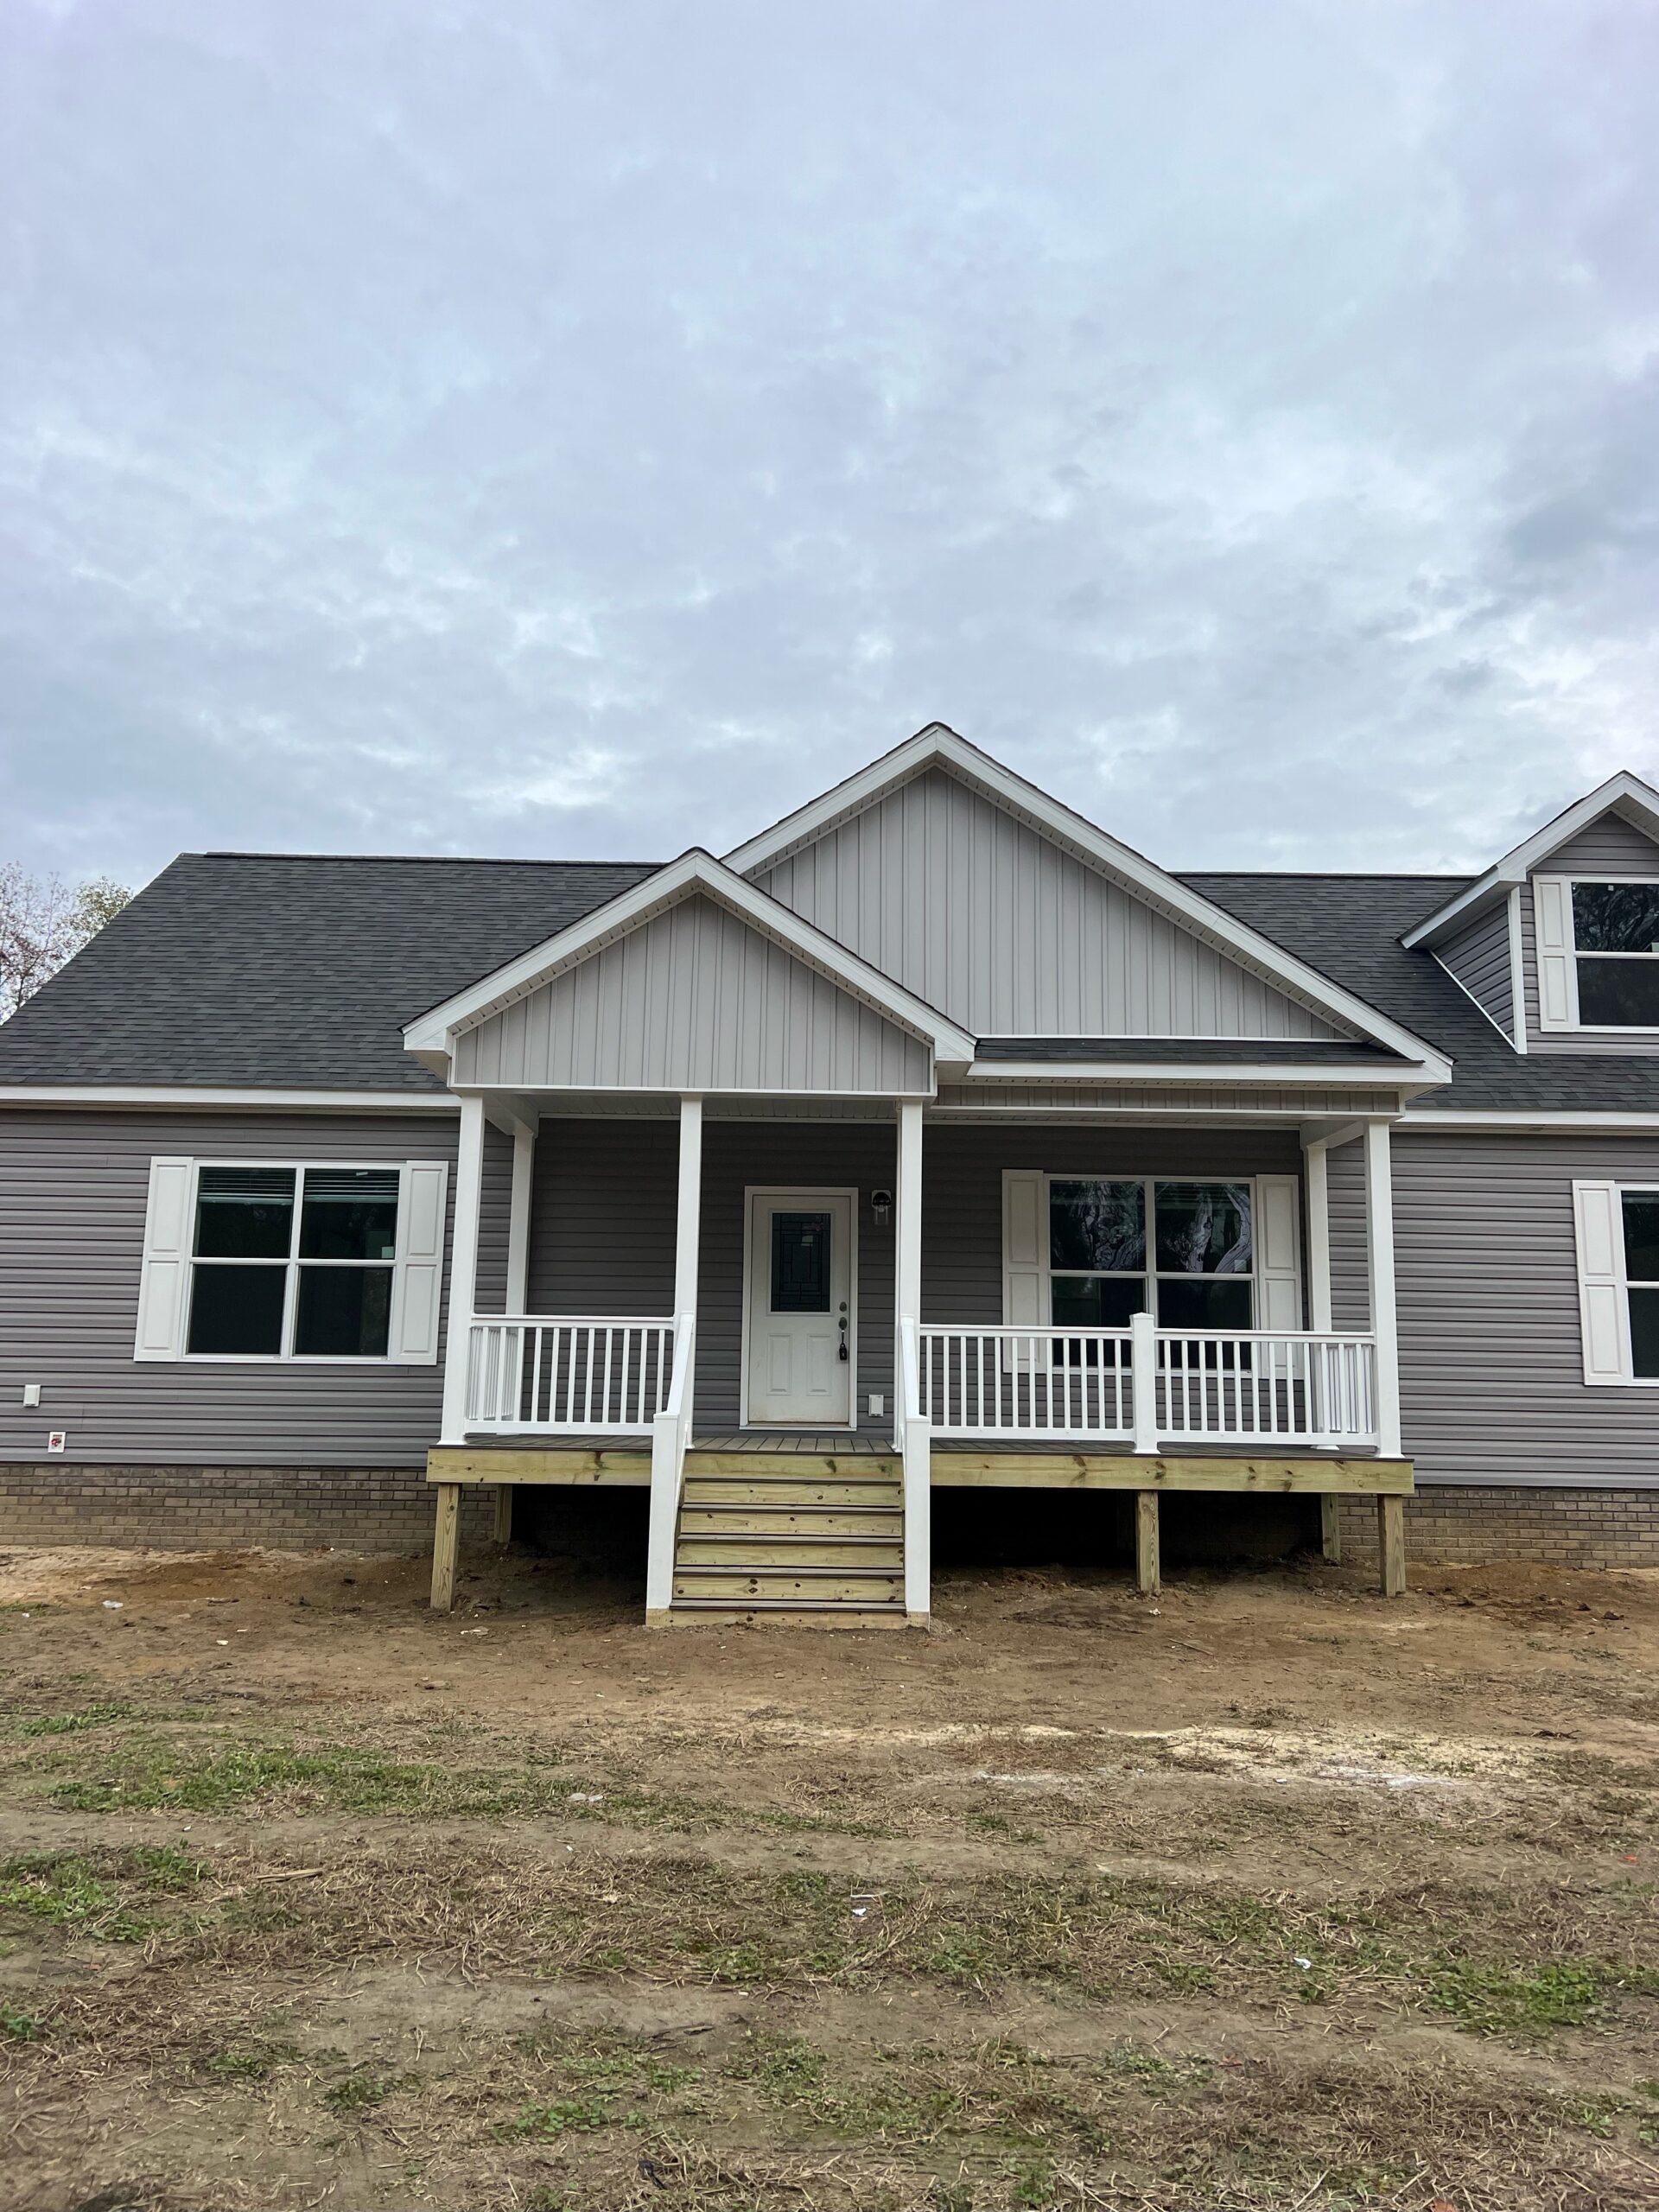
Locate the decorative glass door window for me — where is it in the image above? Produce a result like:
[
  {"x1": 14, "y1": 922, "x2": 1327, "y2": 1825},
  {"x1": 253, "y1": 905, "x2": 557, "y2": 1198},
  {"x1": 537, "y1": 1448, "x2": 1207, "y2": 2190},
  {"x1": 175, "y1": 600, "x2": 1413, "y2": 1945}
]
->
[
  {"x1": 1048, "y1": 1178, "x2": 1255, "y2": 1331},
  {"x1": 1570, "y1": 882, "x2": 1659, "y2": 1027},
  {"x1": 187, "y1": 1166, "x2": 402, "y2": 1358},
  {"x1": 770, "y1": 1211, "x2": 833, "y2": 1313}
]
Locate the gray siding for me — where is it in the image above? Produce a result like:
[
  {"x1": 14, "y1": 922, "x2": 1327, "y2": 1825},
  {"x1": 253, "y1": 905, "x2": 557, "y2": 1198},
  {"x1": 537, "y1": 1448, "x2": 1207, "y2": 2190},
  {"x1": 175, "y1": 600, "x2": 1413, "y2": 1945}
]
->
[
  {"x1": 753, "y1": 766, "x2": 1347, "y2": 1040},
  {"x1": 1439, "y1": 902, "x2": 1514, "y2": 1039},
  {"x1": 937, "y1": 1083, "x2": 1402, "y2": 1116},
  {"x1": 524, "y1": 1116, "x2": 898, "y2": 1434},
  {"x1": 921, "y1": 1126, "x2": 1302, "y2": 1325},
  {"x1": 1521, "y1": 810, "x2": 1659, "y2": 1054},
  {"x1": 454, "y1": 894, "x2": 931, "y2": 1094},
  {"x1": 1391, "y1": 1131, "x2": 1659, "y2": 1486},
  {"x1": 474, "y1": 1122, "x2": 514, "y2": 1316},
  {"x1": 0, "y1": 1111, "x2": 461, "y2": 1469},
  {"x1": 1325, "y1": 1137, "x2": 1370, "y2": 1332}
]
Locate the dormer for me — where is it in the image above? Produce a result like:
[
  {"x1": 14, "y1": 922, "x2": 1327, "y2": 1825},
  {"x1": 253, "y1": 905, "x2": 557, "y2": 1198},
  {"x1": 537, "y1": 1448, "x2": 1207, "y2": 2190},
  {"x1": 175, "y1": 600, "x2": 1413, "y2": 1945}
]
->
[{"x1": 1404, "y1": 772, "x2": 1659, "y2": 1054}]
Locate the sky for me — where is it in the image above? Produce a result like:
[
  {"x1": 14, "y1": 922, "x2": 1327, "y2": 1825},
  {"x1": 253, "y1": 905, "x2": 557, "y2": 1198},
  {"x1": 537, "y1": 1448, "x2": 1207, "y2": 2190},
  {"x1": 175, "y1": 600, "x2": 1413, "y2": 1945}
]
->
[{"x1": 3, "y1": 0, "x2": 1657, "y2": 893}]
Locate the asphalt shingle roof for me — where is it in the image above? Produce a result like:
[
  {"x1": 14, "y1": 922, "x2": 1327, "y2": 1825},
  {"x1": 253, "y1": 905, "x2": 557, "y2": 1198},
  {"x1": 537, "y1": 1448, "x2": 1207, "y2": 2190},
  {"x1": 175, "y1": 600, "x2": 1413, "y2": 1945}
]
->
[{"x1": 0, "y1": 851, "x2": 1653, "y2": 1113}]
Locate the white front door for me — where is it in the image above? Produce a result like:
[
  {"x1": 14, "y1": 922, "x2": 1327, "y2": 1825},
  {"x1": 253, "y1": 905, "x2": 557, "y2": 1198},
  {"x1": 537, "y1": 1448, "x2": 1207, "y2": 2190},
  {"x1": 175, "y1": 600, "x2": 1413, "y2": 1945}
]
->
[{"x1": 745, "y1": 1191, "x2": 854, "y2": 1426}]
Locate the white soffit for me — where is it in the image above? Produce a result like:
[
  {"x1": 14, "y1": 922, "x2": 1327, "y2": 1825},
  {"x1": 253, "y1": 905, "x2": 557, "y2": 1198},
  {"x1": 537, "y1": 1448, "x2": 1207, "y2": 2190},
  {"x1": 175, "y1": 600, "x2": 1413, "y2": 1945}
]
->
[{"x1": 726, "y1": 722, "x2": 1452, "y2": 1078}]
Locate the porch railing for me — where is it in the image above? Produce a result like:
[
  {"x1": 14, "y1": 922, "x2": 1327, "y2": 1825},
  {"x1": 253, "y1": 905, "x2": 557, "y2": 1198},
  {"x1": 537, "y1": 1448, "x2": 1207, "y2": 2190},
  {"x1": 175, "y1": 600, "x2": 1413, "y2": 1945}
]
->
[
  {"x1": 917, "y1": 1318, "x2": 1378, "y2": 1449},
  {"x1": 645, "y1": 1312, "x2": 697, "y2": 1614},
  {"x1": 464, "y1": 1316, "x2": 677, "y2": 1433}
]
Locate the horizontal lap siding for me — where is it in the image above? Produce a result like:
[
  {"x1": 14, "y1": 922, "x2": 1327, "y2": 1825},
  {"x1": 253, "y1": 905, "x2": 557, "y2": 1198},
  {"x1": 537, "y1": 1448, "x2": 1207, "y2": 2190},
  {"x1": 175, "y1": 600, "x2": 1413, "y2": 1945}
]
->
[
  {"x1": 1394, "y1": 1132, "x2": 1659, "y2": 1486},
  {"x1": 1440, "y1": 904, "x2": 1514, "y2": 1038},
  {"x1": 0, "y1": 1111, "x2": 461, "y2": 1468},
  {"x1": 456, "y1": 896, "x2": 931, "y2": 1093},
  {"x1": 522, "y1": 1117, "x2": 898, "y2": 1434},
  {"x1": 1522, "y1": 813, "x2": 1659, "y2": 1055},
  {"x1": 1326, "y1": 1139, "x2": 1370, "y2": 1332},
  {"x1": 921, "y1": 1126, "x2": 1302, "y2": 1325},
  {"x1": 755, "y1": 767, "x2": 1345, "y2": 1040}
]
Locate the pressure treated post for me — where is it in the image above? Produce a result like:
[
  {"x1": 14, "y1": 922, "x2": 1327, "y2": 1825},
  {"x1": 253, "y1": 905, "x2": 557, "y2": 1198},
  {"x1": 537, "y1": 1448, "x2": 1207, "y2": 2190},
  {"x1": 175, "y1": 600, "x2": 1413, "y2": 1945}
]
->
[
  {"x1": 1135, "y1": 1490, "x2": 1160, "y2": 1594},
  {"x1": 430, "y1": 1484, "x2": 461, "y2": 1611},
  {"x1": 1320, "y1": 1494, "x2": 1342, "y2": 1563},
  {"x1": 493, "y1": 1484, "x2": 513, "y2": 1547},
  {"x1": 1376, "y1": 1493, "x2": 1406, "y2": 1597}
]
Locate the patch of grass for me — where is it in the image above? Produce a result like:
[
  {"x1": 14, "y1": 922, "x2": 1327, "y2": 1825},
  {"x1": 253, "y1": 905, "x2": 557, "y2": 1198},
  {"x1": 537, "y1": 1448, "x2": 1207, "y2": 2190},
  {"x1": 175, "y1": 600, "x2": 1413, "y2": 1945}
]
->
[
  {"x1": 1425, "y1": 1957, "x2": 1605, "y2": 2037},
  {"x1": 0, "y1": 1853, "x2": 152, "y2": 1942},
  {"x1": 501, "y1": 2093, "x2": 615, "y2": 2139},
  {"x1": 0, "y1": 2000, "x2": 49, "y2": 2042},
  {"x1": 203, "y1": 2037, "x2": 302, "y2": 2083},
  {"x1": 323, "y1": 2069, "x2": 409, "y2": 2116},
  {"x1": 18, "y1": 1701, "x2": 131, "y2": 1737}
]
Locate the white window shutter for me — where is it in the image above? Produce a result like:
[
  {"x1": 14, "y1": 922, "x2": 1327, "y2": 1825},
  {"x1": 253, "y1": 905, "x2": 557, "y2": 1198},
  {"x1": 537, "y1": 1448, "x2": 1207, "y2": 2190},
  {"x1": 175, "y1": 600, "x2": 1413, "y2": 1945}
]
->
[
  {"x1": 134, "y1": 1158, "x2": 194, "y2": 1361},
  {"x1": 1255, "y1": 1175, "x2": 1303, "y2": 1331},
  {"x1": 1534, "y1": 877, "x2": 1577, "y2": 1031},
  {"x1": 390, "y1": 1160, "x2": 449, "y2": 1363},
  {"x1": 1573, "y1": 1180, "x2": 1630, "y2": 1384},
  {"x1": 1002, "y1": 1170, "x2": 1046, "y2": 1371}
]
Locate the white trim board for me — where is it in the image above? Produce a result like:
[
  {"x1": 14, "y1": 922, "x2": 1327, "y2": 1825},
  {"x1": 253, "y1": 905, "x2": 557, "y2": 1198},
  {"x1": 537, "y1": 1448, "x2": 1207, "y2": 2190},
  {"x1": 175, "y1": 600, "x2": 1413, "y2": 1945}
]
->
[
  {"x1": 722, "y1": 723, "x2": 1452, "y2": 1081},
  {"x1": 403, "y1": 848, "x2": 976, "y2": 1070},
  {"x1": 1403, "y1": 773, "x2": 1659, "y2": 950},
  {"x1": 961, "y1": 1058, "x2": 1424, "y2": 1087},
  {"x1": 0, "y1": 1086, "x2": 460, "y2": 1114}
]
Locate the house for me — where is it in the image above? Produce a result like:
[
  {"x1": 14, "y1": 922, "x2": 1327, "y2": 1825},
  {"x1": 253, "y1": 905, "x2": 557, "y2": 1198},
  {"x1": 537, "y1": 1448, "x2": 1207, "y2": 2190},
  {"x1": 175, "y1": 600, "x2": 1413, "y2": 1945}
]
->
[{"x1": 3, "y1": 724, "x2": 1657, "y2": 1624}]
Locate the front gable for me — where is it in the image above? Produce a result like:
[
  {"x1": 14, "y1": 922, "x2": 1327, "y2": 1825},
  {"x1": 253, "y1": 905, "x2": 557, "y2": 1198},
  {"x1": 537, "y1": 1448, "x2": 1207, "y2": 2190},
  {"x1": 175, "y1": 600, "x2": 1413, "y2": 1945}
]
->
[{"x1": 452, "y1": 890, "x2": 934, "y2": 1095}]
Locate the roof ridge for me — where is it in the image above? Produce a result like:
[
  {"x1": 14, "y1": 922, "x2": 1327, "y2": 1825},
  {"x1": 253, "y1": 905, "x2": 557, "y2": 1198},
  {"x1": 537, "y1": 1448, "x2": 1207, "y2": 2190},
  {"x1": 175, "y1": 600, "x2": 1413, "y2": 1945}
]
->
[{"x1": 196, "y1": 852, "x2": 662, "y2": 868}]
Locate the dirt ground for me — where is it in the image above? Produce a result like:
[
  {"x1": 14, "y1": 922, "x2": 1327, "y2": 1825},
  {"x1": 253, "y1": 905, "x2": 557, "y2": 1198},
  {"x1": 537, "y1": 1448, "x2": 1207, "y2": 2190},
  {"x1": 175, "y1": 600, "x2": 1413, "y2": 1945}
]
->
[{"x1": 2, "y1": 1536, "x2": 1658, "y2": 2211}]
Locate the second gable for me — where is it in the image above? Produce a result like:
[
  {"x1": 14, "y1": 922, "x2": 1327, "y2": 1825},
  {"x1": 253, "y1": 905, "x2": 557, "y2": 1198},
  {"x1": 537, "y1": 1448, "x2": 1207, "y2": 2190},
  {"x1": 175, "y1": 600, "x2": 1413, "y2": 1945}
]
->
[{"x1": 749, "y1": 767, "x2": 1347, "y2": 1040}]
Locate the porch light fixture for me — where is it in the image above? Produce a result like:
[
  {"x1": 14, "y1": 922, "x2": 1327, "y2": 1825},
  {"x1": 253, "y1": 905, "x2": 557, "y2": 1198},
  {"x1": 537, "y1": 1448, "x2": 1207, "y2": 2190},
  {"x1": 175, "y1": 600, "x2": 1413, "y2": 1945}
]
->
[{"x1": 871, "y1": 1188, "x2": 893, "y2": 1226}]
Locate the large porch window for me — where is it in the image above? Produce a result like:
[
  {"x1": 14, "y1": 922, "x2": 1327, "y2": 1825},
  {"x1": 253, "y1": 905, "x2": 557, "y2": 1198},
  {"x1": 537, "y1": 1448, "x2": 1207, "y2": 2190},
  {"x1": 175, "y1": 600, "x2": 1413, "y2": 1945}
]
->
[{"x1": 1048, "y1": 1178, "x2": 1255, "y2": 1331}]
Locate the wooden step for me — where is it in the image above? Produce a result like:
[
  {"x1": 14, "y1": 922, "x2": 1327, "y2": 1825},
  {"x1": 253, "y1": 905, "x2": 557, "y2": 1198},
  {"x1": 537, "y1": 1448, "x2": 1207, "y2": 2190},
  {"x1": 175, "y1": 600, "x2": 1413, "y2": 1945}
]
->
[
  {"x1": 676, "y1": 1536, "x2": 904, "y2": 1570},
  {"x1": 678, "y1": 1505, "x2": 903, "y2": 1537},
  {"x1": 683, "y1": 1478, "x2": 900, "y2": 1508},
  {"x1": 671, "y1": 1567, "x2": 905, "y2": 1605},
  {"x1": 667, "y1": 1597, "x2": 909, "y2": 1618},
  {"x1": 682, "y1": 1452, "x2": 899, "y2": 1478}
]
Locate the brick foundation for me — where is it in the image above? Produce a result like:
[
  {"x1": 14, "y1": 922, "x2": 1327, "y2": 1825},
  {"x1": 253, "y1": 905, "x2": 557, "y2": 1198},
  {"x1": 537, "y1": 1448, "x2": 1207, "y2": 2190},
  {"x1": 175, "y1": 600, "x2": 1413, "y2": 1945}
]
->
[
  {"x1": 0, "y1": 1464, "x2": 494, "y2": 1554},
  {"x1": 1338, "y1": 1484, "x2": 1659, "y2": 1571}
]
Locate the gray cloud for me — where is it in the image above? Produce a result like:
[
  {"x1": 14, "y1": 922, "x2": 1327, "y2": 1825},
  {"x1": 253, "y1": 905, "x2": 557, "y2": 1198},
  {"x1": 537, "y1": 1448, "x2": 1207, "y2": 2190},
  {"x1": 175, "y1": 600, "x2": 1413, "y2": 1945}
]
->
[{"x1": 2, "y1": 0, "x2": 1656, "y2": 889}]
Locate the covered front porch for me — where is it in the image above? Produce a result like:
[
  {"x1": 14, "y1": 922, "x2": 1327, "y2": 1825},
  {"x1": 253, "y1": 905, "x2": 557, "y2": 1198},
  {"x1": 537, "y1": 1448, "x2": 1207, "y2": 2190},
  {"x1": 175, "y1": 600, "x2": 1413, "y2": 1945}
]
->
[{"x1": 425, "y1": 1093, "x2": 1412, "y2": 1619}]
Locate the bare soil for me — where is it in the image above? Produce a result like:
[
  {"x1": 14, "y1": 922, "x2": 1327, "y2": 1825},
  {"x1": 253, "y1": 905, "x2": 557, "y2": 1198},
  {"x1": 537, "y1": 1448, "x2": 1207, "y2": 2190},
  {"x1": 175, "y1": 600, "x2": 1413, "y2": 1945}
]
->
[{"x1": 2, "y1": 1540, "x2": 1657, "y2": 2210}]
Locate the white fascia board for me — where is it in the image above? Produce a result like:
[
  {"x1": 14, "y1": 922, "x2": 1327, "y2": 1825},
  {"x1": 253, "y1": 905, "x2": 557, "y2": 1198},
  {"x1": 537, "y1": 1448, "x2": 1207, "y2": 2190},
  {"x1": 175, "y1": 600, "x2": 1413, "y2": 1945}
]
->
[
  {"x1": 402, "y1": 848, "x2": 976, "y2": 1065},
  {"x1": 0, "y1": 1085, "x2": 460, "y2": 1113},
  {"x1": 1401, "y1": 1108, "x2": 1659, "y2": 1133},
  {"x1": 724, "y1": 723, "x2": 1451, "y2": 1077},
  {"x1": 1402, "y1": 772, "x2": 1659, "y2": 950},
  {"x1": 962, "y1": 1058, "x2": 1433, "y2": 1087}
]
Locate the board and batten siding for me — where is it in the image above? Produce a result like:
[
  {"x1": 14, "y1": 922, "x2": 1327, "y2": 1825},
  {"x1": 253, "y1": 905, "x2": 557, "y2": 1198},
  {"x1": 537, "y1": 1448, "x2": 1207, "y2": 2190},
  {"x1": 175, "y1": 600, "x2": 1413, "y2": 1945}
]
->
[
  {"x1": 454, "y1": 894, "x2": 931, "y2": 1095},
  {"x1": 0, "y1": 1110, "x2": 498, "y2": 1469},
  {"x1": 1439, "y1": 902, "x2": 1515, "y2": 1039},
  {"x1": 1335, "y1": 1129, "x2": 1659, "y2": 1486},
  {"x1": 524, "y1": 1116, "x2": 898, "y2": 1433},
  {"x1": 752, "y1": 766, "x2": 1348, "y2": 1041},
  {"x1": 1521, "y1": 811, "x2": 1659, "y2": 1055}
]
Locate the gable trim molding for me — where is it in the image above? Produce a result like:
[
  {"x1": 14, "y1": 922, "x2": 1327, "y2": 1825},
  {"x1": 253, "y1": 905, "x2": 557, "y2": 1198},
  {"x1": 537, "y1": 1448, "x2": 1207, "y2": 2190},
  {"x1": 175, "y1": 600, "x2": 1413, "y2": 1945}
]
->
[
  {"x1": 724, "y1": 723, "x2": 1451, "y2": 1081},
  {"x1": 1402, "y1": 772, "x2": 1659, "y2": 950},
  {"x1": 402, "y1": 848, "x2": 977, "y2": 1071}
]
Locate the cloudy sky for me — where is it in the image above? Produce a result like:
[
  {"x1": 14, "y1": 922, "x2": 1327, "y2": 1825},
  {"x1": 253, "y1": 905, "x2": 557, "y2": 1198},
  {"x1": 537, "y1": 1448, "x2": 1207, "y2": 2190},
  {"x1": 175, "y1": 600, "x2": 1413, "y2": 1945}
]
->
[{"x1": 3, "y1": 0, "x2": 1656, "y2": 892}]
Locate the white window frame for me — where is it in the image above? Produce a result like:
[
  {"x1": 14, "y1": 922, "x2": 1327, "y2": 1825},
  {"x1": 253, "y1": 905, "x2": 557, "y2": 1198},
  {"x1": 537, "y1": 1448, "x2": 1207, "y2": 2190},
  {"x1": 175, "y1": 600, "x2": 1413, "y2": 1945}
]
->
[
  {"x1": 1011, "y1": 1173, "x2": 1279, "y2": 1332},
  {"x1": 1573, "y1": 1179, "x2": 1659, "y2": 1388},
  {"x1": 139, "y1": 1158, "x2": 446, "y2": 1366},
  {"x1": 1535, "y1": 875, "x2": 1659, "y2": 1035}
]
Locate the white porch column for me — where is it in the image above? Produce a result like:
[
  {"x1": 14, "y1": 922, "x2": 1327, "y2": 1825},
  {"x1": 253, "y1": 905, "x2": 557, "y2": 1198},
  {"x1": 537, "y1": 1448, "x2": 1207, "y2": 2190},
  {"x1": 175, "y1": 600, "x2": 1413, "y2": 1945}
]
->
[
  {"x1": 895, "y1": 1100, "x2": 930, "y2": 1623},
  {"x1": 439, "y1": 1091, "x2": 486, "y2": 1446},
  {"x1": 505, "y1": 1114, "x2": 537, "y2": 1314},
  {"x1": 673, "y1": 1095, "x2": 703, "y2": 1325},
  {"x1": 1363, "y1": 1120, "x2": 1403, "y2": 1458}
]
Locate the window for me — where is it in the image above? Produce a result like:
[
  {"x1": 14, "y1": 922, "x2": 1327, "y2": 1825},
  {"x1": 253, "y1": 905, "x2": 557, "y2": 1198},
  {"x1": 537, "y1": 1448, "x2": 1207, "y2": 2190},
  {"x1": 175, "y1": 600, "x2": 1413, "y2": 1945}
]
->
[
  {"x1": 1047, "y1": 1177, "x2": 1255, "y2": 1331},
  {"x1": 1572, "y1": 1179, "x2": 1659, "y2": 1385},
  {"x1": 1535, "y1": 878, "x2": 1659, "y2": 1030},
  {"x1": 134, "y1": 1157, "x2": 449, "y2": 1365}
]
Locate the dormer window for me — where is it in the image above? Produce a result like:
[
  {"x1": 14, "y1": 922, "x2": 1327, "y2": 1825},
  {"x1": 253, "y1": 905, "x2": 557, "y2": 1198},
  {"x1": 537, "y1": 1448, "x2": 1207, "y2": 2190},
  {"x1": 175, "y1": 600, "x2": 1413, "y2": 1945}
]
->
[
  {"x1": 1570, "y1": 883, "x2": 1659, "y2": 1026},
  {"x1": 1534, "y1": 875, "x2": 1659, "y2": 1032}
]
